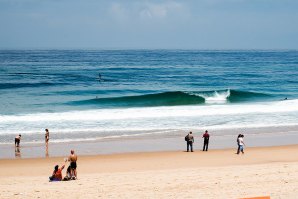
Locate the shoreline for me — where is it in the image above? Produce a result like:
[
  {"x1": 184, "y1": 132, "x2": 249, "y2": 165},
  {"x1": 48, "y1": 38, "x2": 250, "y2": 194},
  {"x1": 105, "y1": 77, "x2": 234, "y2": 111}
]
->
[
  {"x1": 1, "y1": 143, "x2": 298, "y2": 160},
  {"x1": 1, "y1": 125, "x2": 298, "y2": 159}
]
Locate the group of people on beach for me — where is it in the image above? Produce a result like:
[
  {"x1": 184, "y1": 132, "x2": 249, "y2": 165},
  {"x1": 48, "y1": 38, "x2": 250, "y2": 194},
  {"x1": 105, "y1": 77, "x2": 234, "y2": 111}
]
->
[
  {"x1": 14, "y1": 128, "x2": 245, "y2": 182},
  {"x1": 185, "y1": 130, "x2": 210, "y2": 152},
  {"x1": 14, "y1": 129, "x2": 78, "y2": 181},
  {"x1": 14, "y1": 129, "x2": 49, "y2": 148},
  {"x1": 185, "y1": 130, "x2": 245, "y2": 154},
  {"x1": 14, "y1": 129, "x2": 50, "y2": 157},
  {"x1": 49, "y1": 150, "x2": 78, "y2": 181}
]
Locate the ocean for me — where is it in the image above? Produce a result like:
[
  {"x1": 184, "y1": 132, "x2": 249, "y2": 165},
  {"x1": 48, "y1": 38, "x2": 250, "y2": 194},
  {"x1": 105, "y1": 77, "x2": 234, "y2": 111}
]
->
[{"x1": 0, "y1": 50, "x2": 298, "y2": 146}]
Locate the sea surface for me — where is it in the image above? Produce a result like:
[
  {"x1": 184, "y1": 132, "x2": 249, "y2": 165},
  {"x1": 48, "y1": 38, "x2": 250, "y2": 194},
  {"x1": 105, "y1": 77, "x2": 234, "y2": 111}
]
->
[{"x1": 0, "y1": 50, "x2": 298, "y2": 145}]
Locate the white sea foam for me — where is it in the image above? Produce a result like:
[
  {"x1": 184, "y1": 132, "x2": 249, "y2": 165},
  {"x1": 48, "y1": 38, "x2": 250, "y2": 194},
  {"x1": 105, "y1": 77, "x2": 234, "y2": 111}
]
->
[
  {"x1": 197, "y1": 89, "x2": 230, "y2": 104},
  {"x1": 0, "y1": 99, "x2": 297, "y2": 139},
  {"x1": 0, "y1": 99, "x2": 297, "y2": 122}
]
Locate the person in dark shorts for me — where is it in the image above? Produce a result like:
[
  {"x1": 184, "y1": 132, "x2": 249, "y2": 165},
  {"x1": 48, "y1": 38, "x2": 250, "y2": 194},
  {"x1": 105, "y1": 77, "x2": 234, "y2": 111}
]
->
[
  {"x1": 236, "y1": 134, "x2": 242, "y2": 154},
  {"x1": 202, "y1": 130, "x2": 210, "y2": 151},
  {"x1": 15, "y1": 134, "x2": 21, "y2": 147},
  {"x1": 68, "y1": 150, "x2": 78, "y2": 179},
  {"x1": 70, "y1": 161, "x2": 77, "y2": 170}
]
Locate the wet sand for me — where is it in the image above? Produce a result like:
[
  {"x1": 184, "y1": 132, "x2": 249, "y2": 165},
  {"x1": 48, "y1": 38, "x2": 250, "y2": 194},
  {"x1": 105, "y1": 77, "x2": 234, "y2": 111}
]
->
[{"x1": 1, "y1": 125, "x2": 298, "y2": 159}]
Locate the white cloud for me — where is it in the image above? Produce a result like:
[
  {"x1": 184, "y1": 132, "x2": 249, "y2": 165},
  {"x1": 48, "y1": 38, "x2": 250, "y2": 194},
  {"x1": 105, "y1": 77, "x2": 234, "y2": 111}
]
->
[
  {"x1": 139, "y1": 2, "x2": 184, "y2": 19},
  {"x1": 139, "y1": 3, "x2": 168, "y2": 19},
  {"x1": 108, "y1": 1, "x2": 186, "y2": 21},
  {"x1": 109, "y1": 2, "x2": 129, "y2": 21}
]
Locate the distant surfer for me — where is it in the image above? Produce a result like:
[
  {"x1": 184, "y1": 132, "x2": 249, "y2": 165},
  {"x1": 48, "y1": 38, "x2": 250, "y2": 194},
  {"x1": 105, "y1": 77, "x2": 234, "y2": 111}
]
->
[
  {"x1": 97, "y1": 73, "x2": 102, "y2": 82},
  {"x1": 284, "y1": 97, "x2": 288, "y2": 100}
]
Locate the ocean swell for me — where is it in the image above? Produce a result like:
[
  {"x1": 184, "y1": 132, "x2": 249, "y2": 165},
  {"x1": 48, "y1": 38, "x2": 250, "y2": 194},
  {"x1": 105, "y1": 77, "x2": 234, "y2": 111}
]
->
[
  {"x1": 70, "y1": 89, "x2": 272, "y2": 107},
  {"x1": 0, "y1": 82, "x2": 67, "y2": 89}
]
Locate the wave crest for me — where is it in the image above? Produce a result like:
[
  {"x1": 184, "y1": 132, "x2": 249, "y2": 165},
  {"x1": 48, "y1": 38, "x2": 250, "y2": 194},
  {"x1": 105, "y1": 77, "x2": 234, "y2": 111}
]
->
[
  {"x1": 193, "y1": 90, "x2": 231, "y2": 104},
  {"x1": 70, "y1": 89, "x2": 271, "y2": 108}
]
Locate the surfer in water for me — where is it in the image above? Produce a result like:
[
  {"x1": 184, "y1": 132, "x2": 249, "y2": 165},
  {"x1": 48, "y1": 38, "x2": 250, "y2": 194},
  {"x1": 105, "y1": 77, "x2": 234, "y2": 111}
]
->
[{"x1": 97, "y1": 73, "x2": 102, "y2": 82}]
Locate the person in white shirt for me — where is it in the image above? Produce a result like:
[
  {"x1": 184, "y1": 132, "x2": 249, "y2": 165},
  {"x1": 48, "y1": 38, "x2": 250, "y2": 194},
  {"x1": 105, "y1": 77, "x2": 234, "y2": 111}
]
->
[{"x1": 238, "y1": 134, "x2": 246, "y2": 154}]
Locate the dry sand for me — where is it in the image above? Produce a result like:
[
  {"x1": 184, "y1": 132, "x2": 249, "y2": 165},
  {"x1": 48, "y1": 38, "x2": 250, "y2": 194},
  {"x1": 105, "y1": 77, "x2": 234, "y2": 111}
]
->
[{"x1": 1, "y1": 145, "x2": 298, "y2": 198}]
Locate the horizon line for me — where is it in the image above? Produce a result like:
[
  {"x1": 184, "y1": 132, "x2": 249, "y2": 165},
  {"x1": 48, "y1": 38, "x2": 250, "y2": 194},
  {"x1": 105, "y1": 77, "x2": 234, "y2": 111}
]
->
[{"x1": 0, "y1": 48, "x2": 298, "y2": 51}]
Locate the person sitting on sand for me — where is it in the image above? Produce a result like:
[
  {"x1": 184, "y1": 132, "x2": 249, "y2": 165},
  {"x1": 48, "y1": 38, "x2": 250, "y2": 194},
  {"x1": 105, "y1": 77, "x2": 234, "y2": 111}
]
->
[
  {"x1": 15, "y1": 134, "x2": 21, "y2": 147},
  {"x1": 49, "y1": 164, "x2": 65, "y2": 181},
  {"x1": 63, "y1": 166, "x2": 72, "y2": 181},
  {"x1": 68, "y1": 150, "x2": 78, "y2": 179}
]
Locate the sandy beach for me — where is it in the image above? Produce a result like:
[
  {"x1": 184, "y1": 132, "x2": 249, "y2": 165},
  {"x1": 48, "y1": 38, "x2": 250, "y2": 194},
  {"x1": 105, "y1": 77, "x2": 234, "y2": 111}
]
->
[
  {"x1": 1, "y1": 145, "x2": 298, "y2": 198},
  {"x1": 1, "y1": 0, "x2": 298, "y2": 198}
]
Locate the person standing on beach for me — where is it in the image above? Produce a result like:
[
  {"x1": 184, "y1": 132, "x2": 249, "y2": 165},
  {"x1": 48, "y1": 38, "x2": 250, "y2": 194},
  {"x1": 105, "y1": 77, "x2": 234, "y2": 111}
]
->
[
  {"x1": 202, "y1": 130, "x2": 210, "y2": 151},
  {"x1": 15, "y1": 134, "x2": 21, "y2": 147},
  {"x1": 236, "y1": 134, "x2": 242, "y2": 154},
  {"x1": 238, "y1": 134, "x2": 246, "y2": 154},
  {"x1": 45, "y1": 129, "x2": 49, "y2": 147},
  {"x1": 68, "y1": 150, "x2": 78, "y2": 179},
  {"x1": 185, "y1": 132, "x2": 194, "y2": 152}
]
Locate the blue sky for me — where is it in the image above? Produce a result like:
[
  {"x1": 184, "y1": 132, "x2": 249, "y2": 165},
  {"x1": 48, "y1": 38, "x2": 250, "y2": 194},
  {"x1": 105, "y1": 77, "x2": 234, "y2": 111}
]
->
[{"x1": 0, "y1": 0, "x2": 298, "y2": 49}]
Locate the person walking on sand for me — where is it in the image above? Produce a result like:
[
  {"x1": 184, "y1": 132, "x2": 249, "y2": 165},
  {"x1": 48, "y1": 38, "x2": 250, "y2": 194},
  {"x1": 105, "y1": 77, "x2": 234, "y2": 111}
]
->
[
  {"x1": 236, "y1": 134, "x2": 242, "y2": 154},
  {"x1": 68, "y1": 150, "x2": 78, "y2": 179},
  {"x1": 15, "y1": 134, "x2": 21, "y2": 147},
  {"x1": 238, "y1": 134, "x2": 246, "y2": 154},
  {"x1": 202, "y1": 130, "x2": 210, "y2": 151},
  {"x1": 185, "y1": 131, "x2": 194, "y2": 152},
  {"x1": 45, "y1": 129, "x2": 49, "y2": 147}
]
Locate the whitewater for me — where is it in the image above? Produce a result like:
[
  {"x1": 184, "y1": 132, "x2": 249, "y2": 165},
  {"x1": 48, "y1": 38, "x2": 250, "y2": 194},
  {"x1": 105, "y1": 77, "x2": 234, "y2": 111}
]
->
[{"x1": 0, "y1": 97, "x2": 297, "y2": 144}]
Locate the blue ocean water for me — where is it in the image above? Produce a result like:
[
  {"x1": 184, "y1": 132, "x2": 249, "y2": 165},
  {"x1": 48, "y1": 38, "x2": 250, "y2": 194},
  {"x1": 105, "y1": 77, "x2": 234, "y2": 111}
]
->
[{"x1": 0, "y1": 50, "x2": 298, "y2": 144}]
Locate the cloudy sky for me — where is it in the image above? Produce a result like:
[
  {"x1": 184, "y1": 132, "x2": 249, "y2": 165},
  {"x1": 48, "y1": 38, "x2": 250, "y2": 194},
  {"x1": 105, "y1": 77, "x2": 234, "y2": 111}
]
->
[{"x1": 0, "y1": 0, "x2": 297, "y2": 49}]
